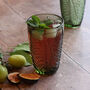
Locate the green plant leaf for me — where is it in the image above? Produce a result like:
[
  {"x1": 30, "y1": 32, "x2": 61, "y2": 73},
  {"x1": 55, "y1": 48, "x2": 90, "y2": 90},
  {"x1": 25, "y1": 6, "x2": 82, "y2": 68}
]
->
[
  {"x1": 32, "y1": 15, "x2": 40, "y2": 25},
  {"x1": 0, "y1": 61, "x2": 2, "y2": 65},
  {"x1": 26, "y1": 15, "x2": 52, "y2": 29},
  {"x1": 13, "y1": 42, "x2": 30, "y2": 52},
  {"x1": 10, "y1": 50, "x2": 32, "y2": 66},
  {"x1": 0, "y1": 53, "x2": 3, "y2": 59},
  {"x1": 26, "y1": 20, "x2": 39, "y2": 28},
  {"x1": 39, "y1": 23, "x2": 50, "y2": 29}
]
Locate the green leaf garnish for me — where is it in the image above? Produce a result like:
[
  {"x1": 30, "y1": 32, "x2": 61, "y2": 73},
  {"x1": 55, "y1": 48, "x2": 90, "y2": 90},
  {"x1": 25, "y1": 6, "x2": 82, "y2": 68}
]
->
[
  {"x1": 32, "y1": 15, "x2": 40, "y2": 25},
  {"x1": 13, "y1": 42, "x2": 30, "y2": 52},
  {"x1": 26, "y1": 20, "x2": 39, "y2": 28},
  {"x1": 10, "y1": 50, "x2": 32, "y2": 66},
  {"x1": 26, "y1": 15, "x2": 52, "y2": 29},
  {"x1": 39, "y1": 23, "x2": 50, "y2": 29}
]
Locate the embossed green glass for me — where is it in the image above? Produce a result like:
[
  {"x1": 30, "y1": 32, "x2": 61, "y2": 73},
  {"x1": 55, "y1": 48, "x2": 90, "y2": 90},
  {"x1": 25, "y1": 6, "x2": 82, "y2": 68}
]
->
[{"x1": 60, "y1": 0, "x2": 85, "y2": 28}]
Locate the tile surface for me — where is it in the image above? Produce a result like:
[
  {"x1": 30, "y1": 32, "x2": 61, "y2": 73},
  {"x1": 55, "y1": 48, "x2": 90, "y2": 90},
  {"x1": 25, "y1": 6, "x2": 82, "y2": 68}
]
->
[
  {"x1": 63, "y1": 28, "x2": 90, "y2": 73},
  {"x1": 0, "y1": 0, "x2": 90, "y2": 90}
]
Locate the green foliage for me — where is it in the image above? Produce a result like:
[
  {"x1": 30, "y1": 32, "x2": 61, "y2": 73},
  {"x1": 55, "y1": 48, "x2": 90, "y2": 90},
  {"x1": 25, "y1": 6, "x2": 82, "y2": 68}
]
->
[
  {"x1": 13, "y1": 42, "x2": 30, "y2": 52},
  {"x1": 10, "y1": 50, "x2": 32, "y2": 66},
  {"x1": 0, "y1": 53, "x2": 3, "y2": 59},
  {"x1": 26, "y1": 15, "x2": 53, "y2": 30},
  {"x1": 10, "y1": 42, "x2": 32, "y2": 66}
]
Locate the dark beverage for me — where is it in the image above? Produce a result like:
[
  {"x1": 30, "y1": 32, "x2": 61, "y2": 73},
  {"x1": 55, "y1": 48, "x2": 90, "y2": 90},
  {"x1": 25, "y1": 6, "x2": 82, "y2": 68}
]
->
[{"x1": 27, "y1": 14, "x2": 64, "y2": 75}]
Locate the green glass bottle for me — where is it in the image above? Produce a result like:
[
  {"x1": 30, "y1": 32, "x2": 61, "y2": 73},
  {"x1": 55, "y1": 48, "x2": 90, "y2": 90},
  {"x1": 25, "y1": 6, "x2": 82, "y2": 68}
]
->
[{"x1": 60, "y1": 0, "x2": 85, "y2": 28}]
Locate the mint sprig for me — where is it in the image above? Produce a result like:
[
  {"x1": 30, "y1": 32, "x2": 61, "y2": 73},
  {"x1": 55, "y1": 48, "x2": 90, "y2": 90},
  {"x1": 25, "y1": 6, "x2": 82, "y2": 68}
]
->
[
  {"x1": 26, "y1": 20, "x2": 38, "y2": 28},
  {"x1": 39, "y1": 23, "x2": 50, "y2": 29},
  {"x1": 26, "y1": 15, "x2": 53, "y2": 29},
  {"x1": 32, "y1": 15, "x2": 40, "y2": 25}
]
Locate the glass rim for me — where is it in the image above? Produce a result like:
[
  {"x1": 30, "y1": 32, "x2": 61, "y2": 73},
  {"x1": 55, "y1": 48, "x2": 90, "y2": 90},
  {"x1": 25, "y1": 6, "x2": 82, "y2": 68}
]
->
[{"x1": 27, "y1": 13, "x2": 64, "y2": 28}]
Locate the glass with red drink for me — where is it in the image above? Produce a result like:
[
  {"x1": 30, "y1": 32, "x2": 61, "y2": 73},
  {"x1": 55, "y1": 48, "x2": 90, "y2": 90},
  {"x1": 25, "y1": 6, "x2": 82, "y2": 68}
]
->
[{"x1": 27, "y1": 14, "x2": 64, "y2": 75}]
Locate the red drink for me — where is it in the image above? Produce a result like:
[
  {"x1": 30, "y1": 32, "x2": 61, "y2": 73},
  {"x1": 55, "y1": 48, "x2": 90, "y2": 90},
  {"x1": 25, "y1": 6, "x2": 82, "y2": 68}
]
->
[{"x1": 27, "y1": 14, "x2": 64, "y2": 75}]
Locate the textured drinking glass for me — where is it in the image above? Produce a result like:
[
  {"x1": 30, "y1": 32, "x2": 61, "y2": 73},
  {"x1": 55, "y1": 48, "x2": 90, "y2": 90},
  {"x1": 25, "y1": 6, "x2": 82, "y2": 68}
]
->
[
  {"x1": 27, "y1": 14, "x2": 64, "y2": 75},
  {"x1": 60, "y1": 0, "x2": 85, "y2": 28}
]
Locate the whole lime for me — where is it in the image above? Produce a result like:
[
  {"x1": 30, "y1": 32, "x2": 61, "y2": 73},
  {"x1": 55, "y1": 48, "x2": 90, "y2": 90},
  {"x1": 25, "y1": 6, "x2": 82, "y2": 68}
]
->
[
  {"x1": 0, "y1": 65, "x2": 8, "y2": 83},
  {"x1": 8, "y1": 55, "x2": 26, "y2": 68}
]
